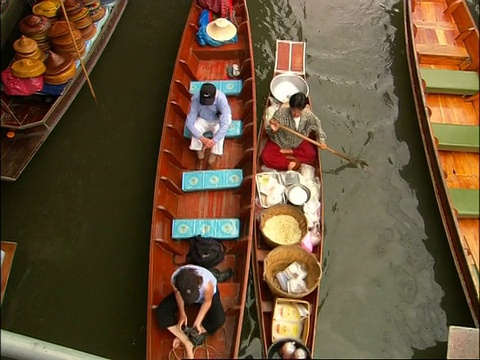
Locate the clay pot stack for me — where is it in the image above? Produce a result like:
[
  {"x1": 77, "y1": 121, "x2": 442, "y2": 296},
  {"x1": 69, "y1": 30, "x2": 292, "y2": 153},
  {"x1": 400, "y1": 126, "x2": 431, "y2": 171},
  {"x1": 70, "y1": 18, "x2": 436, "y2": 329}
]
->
[
  {"x1": 85, "y1": 0, "x2": 106, "y2": 22},
  {"x1": 59, "y1": 0, "x2": 96, "y2": 40},
  {"x1": 32, "y1": 1, "x2": 60, "y2": 24},
  {"x1": 43, "y1": 50, "x2": 76, "y2": 85},
  {"x1": 48, "y1": 20, "x2": 86, "y2": 60},
  {"x1": 13, "y1": 36, "x2": 46, "y2": 62},
  {"x1": 19, "y1": 15, "x2": 52, "y2": 52}
]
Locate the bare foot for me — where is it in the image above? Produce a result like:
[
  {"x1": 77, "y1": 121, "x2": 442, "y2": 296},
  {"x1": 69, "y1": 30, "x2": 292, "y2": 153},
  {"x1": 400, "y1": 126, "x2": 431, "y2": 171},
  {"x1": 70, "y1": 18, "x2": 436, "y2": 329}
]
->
[
  {"x1": 172, "y1": 338, "x2": 181, "y2": 348},
  {"x1": 184, "y1": 341, "x2": 195, "y2": 359},
  {"x1": 287, "y1": 161, "x2": 296, "y2": 170}
]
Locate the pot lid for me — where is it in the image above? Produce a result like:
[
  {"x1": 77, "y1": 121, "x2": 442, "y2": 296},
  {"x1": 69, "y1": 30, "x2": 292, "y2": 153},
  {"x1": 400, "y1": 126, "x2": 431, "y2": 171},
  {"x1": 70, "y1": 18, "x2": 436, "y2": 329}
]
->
[{"x1": 13, "y1": 36, "x2": 38, "y2": 54}]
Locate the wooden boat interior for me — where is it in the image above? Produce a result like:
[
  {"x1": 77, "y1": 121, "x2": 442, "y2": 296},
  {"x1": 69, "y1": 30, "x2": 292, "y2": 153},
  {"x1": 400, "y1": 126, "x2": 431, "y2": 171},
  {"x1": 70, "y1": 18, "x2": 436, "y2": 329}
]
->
[
  {"x1": 406, "y1": 0, "x2": 479, "y2": 325},
  {"x1": 1, "y1": 241, "x2": 17, "y2": 304},
  {"x1": 252, "y1": 40, "x2": 324, "y2": 356},
  {"x1": 147, "y1": 1, "x2": 256, "y2": 359}
]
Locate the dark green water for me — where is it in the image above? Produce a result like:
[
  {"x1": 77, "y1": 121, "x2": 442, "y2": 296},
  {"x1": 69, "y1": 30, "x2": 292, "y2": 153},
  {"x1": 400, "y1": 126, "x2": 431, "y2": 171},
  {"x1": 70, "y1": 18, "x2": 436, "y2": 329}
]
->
[{"x1": 1, "y1": 0, "x2": 478, "y2": 359}]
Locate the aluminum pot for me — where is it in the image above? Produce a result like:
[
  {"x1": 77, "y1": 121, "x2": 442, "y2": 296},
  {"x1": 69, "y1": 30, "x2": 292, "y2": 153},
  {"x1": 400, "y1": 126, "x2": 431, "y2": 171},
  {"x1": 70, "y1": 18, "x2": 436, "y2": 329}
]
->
[{"x1": 270, "y1": 73, "x2": 309, "y2": 103}]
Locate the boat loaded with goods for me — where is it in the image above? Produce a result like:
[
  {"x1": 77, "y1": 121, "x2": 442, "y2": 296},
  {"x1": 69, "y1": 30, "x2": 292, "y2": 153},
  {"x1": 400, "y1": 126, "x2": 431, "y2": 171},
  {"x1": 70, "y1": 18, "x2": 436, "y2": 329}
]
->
[
  {"x1": 146, "y1": 0, "x2": 256, "y2": 359},
  {"x1": 252, "y1": 40, "x2": 323, "y2": 359},
  {"x1": 1, "y1": 0, "x2": 128, "y2": 181},
  {"x1": 404, "y1": 0, "x2": 479, "y2": 326}
]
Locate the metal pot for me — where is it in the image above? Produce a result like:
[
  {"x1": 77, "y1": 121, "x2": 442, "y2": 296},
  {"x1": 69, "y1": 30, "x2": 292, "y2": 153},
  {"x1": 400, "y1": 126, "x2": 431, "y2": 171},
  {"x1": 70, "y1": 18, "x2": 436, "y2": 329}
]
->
[{"x1": 270, "y1": 73, "x2": 309, "y2": 103}]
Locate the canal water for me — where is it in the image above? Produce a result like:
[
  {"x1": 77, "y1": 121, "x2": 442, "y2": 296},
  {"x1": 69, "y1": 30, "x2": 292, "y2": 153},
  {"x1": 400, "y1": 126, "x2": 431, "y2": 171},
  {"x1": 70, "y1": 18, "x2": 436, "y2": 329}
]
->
[{"x1": 1, "y1": 0, "x2": 478, "y2": 359}]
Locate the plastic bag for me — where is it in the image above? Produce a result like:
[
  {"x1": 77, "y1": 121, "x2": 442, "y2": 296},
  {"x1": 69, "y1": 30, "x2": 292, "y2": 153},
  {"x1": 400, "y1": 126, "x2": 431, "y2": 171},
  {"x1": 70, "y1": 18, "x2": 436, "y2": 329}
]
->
[{"x1": 2, "y1": 68, "x2": 43, "y2": 96}]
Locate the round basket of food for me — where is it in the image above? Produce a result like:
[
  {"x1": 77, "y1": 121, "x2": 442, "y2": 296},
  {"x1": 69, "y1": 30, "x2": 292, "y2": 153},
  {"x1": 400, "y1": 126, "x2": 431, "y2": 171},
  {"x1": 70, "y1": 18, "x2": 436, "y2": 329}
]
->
[
  {"x1": 260, "y1": 204, "x2": 308, "y2": 248},
  {"x1": 264, "y1": 245, "x2": 322, "y2": 299}
]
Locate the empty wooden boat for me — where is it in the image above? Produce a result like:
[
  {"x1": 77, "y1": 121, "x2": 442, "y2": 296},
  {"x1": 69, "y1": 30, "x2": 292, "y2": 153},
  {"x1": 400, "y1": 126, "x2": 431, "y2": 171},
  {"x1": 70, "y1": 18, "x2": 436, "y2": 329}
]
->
[
  {"x1": 146, "y1": 1, "x2": 256, "y2": 359},
  {"x1": 1, "y1": 0, "x2": 128, "y2": 182},
  {"x1": 404, "y1": 0, "x2": 479, "y2": 326},
  {"x1": 252, "y1": 40, "x2": 325, "y2": 356}
]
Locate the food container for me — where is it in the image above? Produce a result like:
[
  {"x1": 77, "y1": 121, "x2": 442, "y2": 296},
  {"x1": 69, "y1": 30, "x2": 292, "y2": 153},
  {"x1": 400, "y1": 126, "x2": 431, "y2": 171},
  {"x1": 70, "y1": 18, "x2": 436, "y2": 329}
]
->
[
  {"x1": 286, "y1": 184, "x2": 311, "y2": 206},
  {"x1": 270, "y1": 73, "x2": 310, "y2": 103},
  {"x1": 267, "y1": 338, "x2": 312, "y2": 359},
  {"x1": 260, "y1": 204, "x2": 307, "y2": 248},
  {"x1": 256, "y1": 172, "x2": 286, "y2": 208},
  {"x1": 281, "y1": 171, "x2": 301, "y2": 187},
  {"x1": 271, "y1": 298, "x2": 311, "y2": 344}
]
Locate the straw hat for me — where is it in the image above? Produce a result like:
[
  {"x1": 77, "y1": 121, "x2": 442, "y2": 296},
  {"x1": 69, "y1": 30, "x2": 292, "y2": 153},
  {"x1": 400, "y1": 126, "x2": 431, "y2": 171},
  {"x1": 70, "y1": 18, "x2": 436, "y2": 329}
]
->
[
  {"x1": 11, "y1": 59, "x2": 46, "y2": 78},
  {"x1": 44, "y1": 50, "x2": 74, "y2": 75},
  {"x1": 206, "y1": 18, "x2": 237, "y2": 42},
  {"x1": 32, "y1": 1, "x2": 60, "y2": 18}
]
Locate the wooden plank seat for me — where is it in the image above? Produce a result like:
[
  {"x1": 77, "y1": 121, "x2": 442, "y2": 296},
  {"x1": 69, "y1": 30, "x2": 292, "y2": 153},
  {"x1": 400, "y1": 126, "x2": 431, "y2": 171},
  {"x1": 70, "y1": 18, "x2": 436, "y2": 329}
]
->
[
  {"x1": 449, "y1": 188, "x2": 480, "y2": 218},
  {"x1": 172, "y1": 218, "x2": 240, "y2": 239},
  {"x1": 182, "y1": 169, "x2": 243, "y2": 192},
  {"x1": 189, "y1": 80, "x2": 243, "y2": 96},
  {"x1": 415, "y1": 44, "x2": 470, "y2": 65},
  {"x1": 432, "y1": 123, "x2": 480, "y2": 152},
  {"x1": 420, "y1": 68, "x2": 479, "y2": 95},
  {"x1": 183, "y1": 119, "x2": 243, "y2": 139}
]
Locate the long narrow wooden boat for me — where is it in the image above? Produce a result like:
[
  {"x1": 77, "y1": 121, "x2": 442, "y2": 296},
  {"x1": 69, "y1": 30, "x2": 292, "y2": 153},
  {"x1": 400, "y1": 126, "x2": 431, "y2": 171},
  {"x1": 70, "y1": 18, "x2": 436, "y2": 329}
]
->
[
  {"x1": 1, "y1": 241, "x2": 17, "y2": 304},
  {"x1": 0, "y1": 0, "x2": 128, "y2": 182},
  {"x1": 404, "y1": 0, "x2": 479, "y2": 326},
  {"x1": 146, "y1": 1, "x2": 256, "y2": 359},
  {"x1": 252, "y1": 40, "x2": 325, "y2": 356}
]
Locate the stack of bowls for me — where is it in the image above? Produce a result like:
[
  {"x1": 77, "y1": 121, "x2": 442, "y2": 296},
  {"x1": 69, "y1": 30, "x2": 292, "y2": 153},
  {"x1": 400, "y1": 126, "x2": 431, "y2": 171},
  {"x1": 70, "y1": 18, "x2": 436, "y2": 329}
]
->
[
  {"x1": 85, "y1": 0, "x2": 106, "y2": 22},
  {"x1": 19, "y1": 15, "x2": 52, "y2": 52},
  {"x1": 13, "y1": 36, "x2": 46, "y2": 62},
  {"x1": 32, "y1": 1, "x2": 60, "y2": 23},
  {"x1": 43, "y1": 50, "x2": 76, "y2": 85},
  {"x1": 59, "y1": 0, "x2": 96, "y2": 40},
  {"x1": 48, "y1": 20, "x2": 86, "y2": 60}
]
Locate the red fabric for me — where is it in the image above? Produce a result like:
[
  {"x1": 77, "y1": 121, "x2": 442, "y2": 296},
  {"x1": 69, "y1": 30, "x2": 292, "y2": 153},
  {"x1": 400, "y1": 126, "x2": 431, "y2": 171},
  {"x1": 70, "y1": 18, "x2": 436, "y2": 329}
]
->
[
  {"x1": 198, "y1": 0, "x2": 229, "y2": 18},
  {"x1": 261, "y1": 139, "x2": 316, "y2": 170}
]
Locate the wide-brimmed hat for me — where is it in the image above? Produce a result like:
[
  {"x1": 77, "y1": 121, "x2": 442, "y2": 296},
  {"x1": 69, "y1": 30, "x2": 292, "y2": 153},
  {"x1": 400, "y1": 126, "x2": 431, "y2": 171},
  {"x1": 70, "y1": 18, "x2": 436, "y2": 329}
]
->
[
  {"x1": 13, "y1": 36, "x2": 38, "y2": 55},
  {"x1": 33, "y1": 1, "x2": 60, "y2": 18},
  {"x1": 206, "y1": 18, "x2": 237, "y2": 42},
  {"x1": 44, "y1": 50, "x2": 74, "y2": 75},
  {"x1": 11, "y1": 59, "x2": 46, "y2": 78}
]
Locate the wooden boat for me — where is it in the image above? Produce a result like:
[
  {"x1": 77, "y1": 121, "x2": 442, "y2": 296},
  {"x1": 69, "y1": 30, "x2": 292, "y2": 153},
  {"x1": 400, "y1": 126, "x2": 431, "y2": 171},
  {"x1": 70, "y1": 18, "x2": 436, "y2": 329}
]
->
[
  {"x1": 1, "y1": 0, "x2": 129, "y2": 182},
  {"x1": 404, "y1": 0, "x2": 479, "y2": 326},
  {"x1": 146, "y1": 1, "x2": 256, "y2": 359},
  {"x1": 252, "y1": 40, "x2": 325, "y2": 356},
  {"x1": 1, "y1": 241, "x2": 17, "y2": 304}
]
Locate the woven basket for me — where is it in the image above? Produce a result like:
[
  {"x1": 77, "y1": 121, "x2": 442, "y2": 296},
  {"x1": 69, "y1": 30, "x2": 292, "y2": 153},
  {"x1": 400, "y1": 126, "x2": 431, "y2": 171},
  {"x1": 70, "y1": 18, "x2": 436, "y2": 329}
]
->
[
  {"x1": 264, "y1": 245, "x2": 322, "y2": 299},
  {"x1": 260, "y1": 204, "x2": 307, "y2": 248}
]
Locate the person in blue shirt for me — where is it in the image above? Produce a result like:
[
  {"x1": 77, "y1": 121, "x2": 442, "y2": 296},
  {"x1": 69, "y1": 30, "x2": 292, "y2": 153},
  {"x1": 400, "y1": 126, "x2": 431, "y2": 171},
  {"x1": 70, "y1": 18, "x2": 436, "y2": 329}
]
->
[{"x1": 185, "y1": 83, "x2": 232, "y2": 168}]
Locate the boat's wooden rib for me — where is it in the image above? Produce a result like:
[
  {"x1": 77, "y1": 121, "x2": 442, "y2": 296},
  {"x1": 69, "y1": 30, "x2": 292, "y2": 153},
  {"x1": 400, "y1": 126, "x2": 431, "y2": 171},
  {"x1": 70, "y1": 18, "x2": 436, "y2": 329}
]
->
[
  {"x1": 0, "y1": 0, "x2": 128, "y2": 182},
  {"x1": 146, "y1": 2, "x2": 256, "y2": 359},
  {"x1": 252, "y1": 40, "x2": 325, "y2": 356},
  {"x1": 405, "y1": 0, "x2": 479, "y2": 326},
  {"x1": 1, "y1": 241, "x2": 17, "y2": 304}
]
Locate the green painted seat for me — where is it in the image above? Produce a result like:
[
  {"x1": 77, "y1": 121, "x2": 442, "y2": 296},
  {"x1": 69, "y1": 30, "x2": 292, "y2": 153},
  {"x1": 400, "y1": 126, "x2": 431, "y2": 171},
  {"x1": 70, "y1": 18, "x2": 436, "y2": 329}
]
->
[
  {"x1": 449, "y1": 188, "x2": 480, "y2": 218},
  {"x1": 431, "y1": 123, "x2": 479, "y2": 153},
  {"x1": 420, "y1": 68, "x2": 479, "y2": 96}
]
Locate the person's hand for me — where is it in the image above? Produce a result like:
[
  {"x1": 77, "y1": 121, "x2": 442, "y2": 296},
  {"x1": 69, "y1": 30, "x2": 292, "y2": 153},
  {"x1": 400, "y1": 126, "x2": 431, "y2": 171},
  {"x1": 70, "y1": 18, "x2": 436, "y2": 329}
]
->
[
  {"x1": 192, "y1": 321, "x2": 206, "y2": 334},
  {"x1": 177, "y1": 312, "x2": 187, "y2": 330},
  {"x1": 269, "y1": 120, "x2": 279, "y2": 132},
  {"x1": 201, "y1": 137, "x2": 215, "y2": 148},
  {"x1": 319, "y1": 142, "x2": 327, "y2": 149}
]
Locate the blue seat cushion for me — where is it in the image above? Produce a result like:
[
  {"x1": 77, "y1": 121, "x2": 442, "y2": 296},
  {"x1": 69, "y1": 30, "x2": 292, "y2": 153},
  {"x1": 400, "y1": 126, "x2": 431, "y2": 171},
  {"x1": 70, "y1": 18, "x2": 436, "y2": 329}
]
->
[
  {"x1": 182, "y1": 169, "x2": 243, "y2": 192},
  {"x1": 172, "y1": 218, "x2": 240, "y2": 239},
  {"x1": 190, "y1": 80, "x2": 243, "y2": 96}
]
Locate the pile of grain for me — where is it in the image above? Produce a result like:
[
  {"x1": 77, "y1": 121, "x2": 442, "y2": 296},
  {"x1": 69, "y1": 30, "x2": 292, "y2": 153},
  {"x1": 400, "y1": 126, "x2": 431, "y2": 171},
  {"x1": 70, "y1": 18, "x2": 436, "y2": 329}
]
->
[{"x1": 263, "y1": 215, "x2": 302, "y2": 245}]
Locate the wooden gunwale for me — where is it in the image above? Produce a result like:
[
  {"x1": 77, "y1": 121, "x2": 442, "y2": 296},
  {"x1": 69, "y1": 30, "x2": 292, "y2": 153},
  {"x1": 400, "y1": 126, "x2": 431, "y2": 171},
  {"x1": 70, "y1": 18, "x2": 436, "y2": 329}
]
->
[
  {"x1": 252, "y1": 40, "x2": 325, "y2": 356},
  {"x1": 1, "y1": 241, "x2": 17, "y2": 304},
  {"x1": 146, "y1": 1, "x2": 256, "y2": 359},
  {"x1": 0, "y1": 0, "x2": 129, "y2": 182},
  {"x1": 404, "y1": 0, "x2": 479, "y2": 326}
]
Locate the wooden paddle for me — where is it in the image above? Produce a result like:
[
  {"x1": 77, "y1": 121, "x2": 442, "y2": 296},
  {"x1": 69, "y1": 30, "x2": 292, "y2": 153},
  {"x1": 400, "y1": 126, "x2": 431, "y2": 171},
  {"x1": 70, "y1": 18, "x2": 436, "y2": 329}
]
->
[{"x1": 271, "y1": 121, "x2": 368, "y2": 168}]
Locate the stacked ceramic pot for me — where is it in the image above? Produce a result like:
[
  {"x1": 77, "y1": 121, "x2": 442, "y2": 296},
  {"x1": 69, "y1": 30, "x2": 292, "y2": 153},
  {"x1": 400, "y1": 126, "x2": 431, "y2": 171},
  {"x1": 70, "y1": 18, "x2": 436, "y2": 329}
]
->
[
  {"x1": 32, "y1": 1, "x2": 60, "y2": 24},
  {"x1": 59, "y1": 0, "x2": 96, "y2": 40},
  {"x1": 19, "y1": 15, "x2": 52, "y2": 52},
  {"x1": 85, "y1": 0, "x2": 106, "y2": 22},
  {"x1": 48, "y1": 20, "x2": 86, "y2": 60},
  {"x1": 13, "y1": 36, "x2": 47, "y2": 62},
  {"x1": 43, "y1": 50, "x2": 76, "y2": 85}
]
